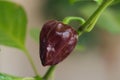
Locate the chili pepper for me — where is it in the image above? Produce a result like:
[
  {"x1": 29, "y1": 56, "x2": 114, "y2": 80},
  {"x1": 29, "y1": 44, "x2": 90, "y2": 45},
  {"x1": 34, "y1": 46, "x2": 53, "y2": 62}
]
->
[{"x1": 40, "y1": 20, "x2": 78, "y2": 66}]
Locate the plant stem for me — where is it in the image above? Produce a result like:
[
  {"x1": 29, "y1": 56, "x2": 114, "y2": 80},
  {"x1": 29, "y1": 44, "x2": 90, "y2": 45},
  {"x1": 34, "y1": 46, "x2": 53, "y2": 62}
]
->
[
  {"x1": 43, "y1": 65, "x2": 56, "y2": 80},
  {"x1": 23, "y1": 47, "x2": 41, "y2": 78},
  {"x1": 63, "y1": 16, "x2": 85, "y2": 25},
  {"x1": 77, "y1": 0, "x2": 114, "y2": 35}
]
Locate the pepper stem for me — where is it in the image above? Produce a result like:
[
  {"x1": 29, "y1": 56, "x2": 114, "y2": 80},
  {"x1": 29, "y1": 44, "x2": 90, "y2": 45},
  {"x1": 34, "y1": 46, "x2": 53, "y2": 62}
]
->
[
  {"x1": 63, "y1": 16, "x2": 85, "y2": 25},
  {"x1": 43, "y1": 65, "x2": 56, "y2": 80}
]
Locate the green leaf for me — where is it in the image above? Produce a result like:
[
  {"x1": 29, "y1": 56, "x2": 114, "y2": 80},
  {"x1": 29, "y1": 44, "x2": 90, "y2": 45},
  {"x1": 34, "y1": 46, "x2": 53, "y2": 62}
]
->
[
  {"x1": 0, "y1": 73, "x2": 37, "y2": 80},
  {"x1": 69, "y1": 0, "x2": 78, "y2": 4},
  {"x1": 0, "y1": 73, "x2": 23, "y2": 80},
  {"x1": 69, "y1": 0, "x2": 117, "y2": 5},
  {"x1": 0, "y1": 73, "x2": 15, "y2": 80},
  {"x1": 69, "y1": 0, "x2": 103, "y2": 4},
  {"x1": 69, "y1": 0, "x2": 91, "y2": 4},
  {"x1": 111, "y1": 0, "x2": 120, "y2": 5},
  {"x1": 34, "y1": 76, "x2": 43, "y2": 80},
  {"x1": 75, "y1": 45, "x2": 86, "y2": 51},
  {"x1": 0, "y1": 1, "x2": 27, "y2": 50},
  {"x1": 30, "y1": 28, "x2": 40, "y2": 43},
  {"x1": 69, "y1": 0, "x2": 118, "y2": 6}
]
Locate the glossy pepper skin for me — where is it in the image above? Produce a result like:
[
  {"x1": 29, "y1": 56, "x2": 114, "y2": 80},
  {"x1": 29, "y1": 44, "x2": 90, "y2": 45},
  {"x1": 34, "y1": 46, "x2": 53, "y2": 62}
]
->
[{"x1": 40, "y1": 20, "x2": 78, "y2": 66}]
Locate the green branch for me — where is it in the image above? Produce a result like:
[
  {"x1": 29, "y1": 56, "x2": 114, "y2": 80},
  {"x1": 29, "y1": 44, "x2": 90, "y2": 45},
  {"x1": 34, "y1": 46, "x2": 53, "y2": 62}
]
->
[
  {"x1": 77, "y1": 0, "x2": 114, "y2": 35},
  {"x1": 43, "y1": 65, "x2": 56, "y2": 80}
]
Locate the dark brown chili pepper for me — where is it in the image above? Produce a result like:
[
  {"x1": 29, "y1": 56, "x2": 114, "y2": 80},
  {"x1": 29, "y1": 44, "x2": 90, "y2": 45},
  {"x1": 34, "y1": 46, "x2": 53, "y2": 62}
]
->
[{"x1": 40, "y1": 20, "x2": 78, "y2": 66}]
